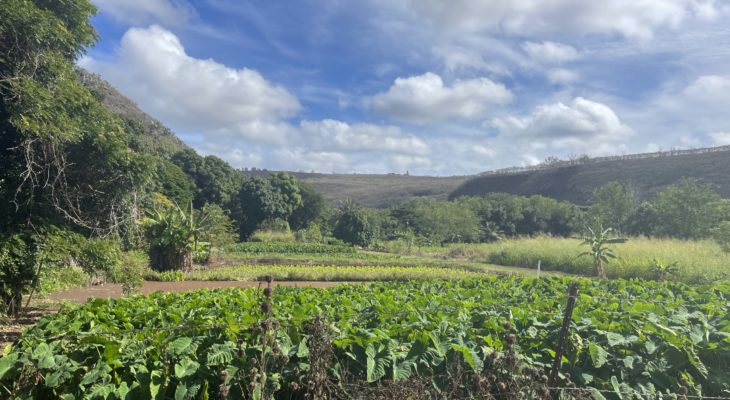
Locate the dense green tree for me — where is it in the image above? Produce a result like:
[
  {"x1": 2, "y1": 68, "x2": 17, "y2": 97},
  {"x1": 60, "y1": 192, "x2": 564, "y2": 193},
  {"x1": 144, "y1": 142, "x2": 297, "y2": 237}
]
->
[
  {"x1": 652, "y1": 179, "x2": 724, "y2": 239},
  {"x1": 236, "y1": 177, "x2": 293, "y2": 239},
  {"x1": 333, "y1": 201, "x2": 373, "y2": 246},
  {"x1": 155, "y1": 160, "x2": 196, "y2": 207},
  {"x1": 269, "y1": 172, "x2": 302, "y2": 212},
  {"x1": 171, "y1": 149, "x2": 243, "y2": 208},
  {"x1": 391, "y1": 198, "x2": 479, "y2": 244},
  {"x1": 0, "y1": 0, "x2": 153, "y2": 235},
  {"x1": 587, "y1": 182, "x2": 639, "y2": 233},
  {"x1": 289, "y1": 182, "x2": 328, "y2": 231}
]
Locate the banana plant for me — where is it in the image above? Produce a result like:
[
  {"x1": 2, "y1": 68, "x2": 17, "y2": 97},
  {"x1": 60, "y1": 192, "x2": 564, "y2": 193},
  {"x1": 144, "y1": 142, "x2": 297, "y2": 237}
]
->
[
  {"x1": 140, "y1": 195, "x2": 201, "y2": 271},
  {"x1": 578, "y1": 226, "x2": 627, "y2": 278}
]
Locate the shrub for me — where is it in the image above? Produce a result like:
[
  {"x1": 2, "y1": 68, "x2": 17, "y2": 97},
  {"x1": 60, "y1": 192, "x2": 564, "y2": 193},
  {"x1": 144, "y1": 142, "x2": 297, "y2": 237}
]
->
[
  {"x1": 0, "y1": 235, "x2": 37, "y2": 317},
  {"x1": 295, "y1": 223, "x2": 323, "y2": 243},
  {"x1": 78, "y1": 238, "x2": 122, "y2": 283},
  {"x1": 108, "y1": 251, "x2": 149, "y2": 295}
]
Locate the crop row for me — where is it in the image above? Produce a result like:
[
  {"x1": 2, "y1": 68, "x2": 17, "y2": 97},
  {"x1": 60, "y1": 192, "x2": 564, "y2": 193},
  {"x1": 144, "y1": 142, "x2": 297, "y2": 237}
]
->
[
  {"x1": 1, "y1": 278, "x2": 729, "y2": 399},
  {"x1": 186, "y1": 264, "x2": 486, "y2": 281},
  {"x1": 226, "y1": 242, "x2": 356, "y2": 255}
]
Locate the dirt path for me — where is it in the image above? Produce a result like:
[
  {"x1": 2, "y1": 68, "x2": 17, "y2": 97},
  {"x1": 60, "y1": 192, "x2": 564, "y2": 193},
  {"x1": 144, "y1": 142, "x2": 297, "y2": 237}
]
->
[{"x1": 49, "y1": 280, "x2": 357, "y2": 303}]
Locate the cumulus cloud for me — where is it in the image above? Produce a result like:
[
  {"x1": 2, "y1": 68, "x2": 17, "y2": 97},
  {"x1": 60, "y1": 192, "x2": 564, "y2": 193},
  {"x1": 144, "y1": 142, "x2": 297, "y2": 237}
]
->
[
  {"x1": 522, "y1": 41, "x2": 581, "y2": 63},
  {"x1": 371, "y1": 72, "x2": 512, "y2": 124},
  {"x1": 93, "y1": 0, "x2": 195, "y2": 25},
  {"x1": 299, "y1": 120, "x2": 429, "y2": 155},
  {"x1": 393, "y1": 0, "x2": 718, "y2": 39},
  {"x1": 81, "y1": 25, "x2": 300, "y2": 144},
  {"x1": 493, "y1": 97, "x2": 632, "y2": 153}
]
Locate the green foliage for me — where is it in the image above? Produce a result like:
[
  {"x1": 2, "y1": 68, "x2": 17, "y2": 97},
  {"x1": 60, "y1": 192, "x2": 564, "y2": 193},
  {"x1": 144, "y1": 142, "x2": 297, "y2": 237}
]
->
[
  {"x1": 3, "y1": 278, "x2": 729, "y2": 398},
  {"x1": 390, "y1": 198, "x2": 480, "y2": 244},
  {"x1": 236, "y1": 176, "x2": 301, "y2": 240},
  {"x1": 226, "y1": 242, "x2": 355, "y2": 255},
  {"x1": 651, "y1": 178, "x2": 725, "y2": 239},
  {"x1": 294, "y1": 223, "x2": 324, "y2": 243},
  {"x1": 77, "y1": 238, "x2": 122, "y2": 280},
  {"x1": 158, "y1": 270, "x2": 185, "y2": 282},
  {"x1": 0, "y1": 0, "x2": 154, "y2": 241},
  {"x1": 141, "y1": 196, "x2": 198, "y2": 271},
  {"x1": 578, "y1": 226, "x2": 627, "y2": 278},
  {"x1": 288, "y1": 182, "x2": 327, "y2": 231},
  {"x1": 154, "y1": 159, "x2": 196, "y2": 207},
  {"x1": 171, "y1": 149, "x2": 243, "y2": 209},
  {"x1": 196, "y1": 203, "x2": 236, "y2": 261},
  {"x1": 333, "y1": 201, "x2": 374, "y2": 247},
  {"x1": 587, "y1": 182, "x2": 639, "y2": 234},
  {"x1": 712, "y1": 220, "x2": 730, "y2": 253},
  {"x1": 0, "y1": 234, "x2": 37, "y2": 316},
  {"x1": 650, "y1": 258, "x2": 680, "y2": 282},
  {"x1": 108, "y1": 251, "x2": 148, "y2": 295}
]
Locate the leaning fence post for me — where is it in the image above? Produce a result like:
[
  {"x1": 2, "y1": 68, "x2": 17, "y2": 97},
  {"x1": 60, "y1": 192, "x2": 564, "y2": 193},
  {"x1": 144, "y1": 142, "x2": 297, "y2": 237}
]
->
[{"x1": 549, "y1": 282, "x2": 579, "y2": 399}]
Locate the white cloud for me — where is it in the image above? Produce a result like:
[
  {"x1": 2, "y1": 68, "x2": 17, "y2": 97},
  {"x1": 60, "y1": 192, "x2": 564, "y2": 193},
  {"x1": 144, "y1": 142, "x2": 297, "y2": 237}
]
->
[
  {"x1": 371, "y1": 72, "x2": 512, "y2": 124},
  {"x1": 81, "y1": 25, "x2": 300, "y2": 144},
  {"x1": 709, "y1": 132, "x2": 730, "y2": 145},
  {"x1": 683, "y1": 75, "x2": 730, "y2": 104},
  {"x1": 493, "y1": 97, "x2": 632, "y2": 154},
  {"x1": 299, "y1": 120, "x2": 429, "y2": 155},
  {"x1": 393, "y1": 0, "x2": 718, "y2": 39},
  {"x1": 93, "y1": 0, "x2": 195, "y2": 25},
  {"x1": 546, "y1": 68, "x2": 580, "y2": 84},
  {"x1": 522, "y1": 41, "x2": 581, "y2": 63}
]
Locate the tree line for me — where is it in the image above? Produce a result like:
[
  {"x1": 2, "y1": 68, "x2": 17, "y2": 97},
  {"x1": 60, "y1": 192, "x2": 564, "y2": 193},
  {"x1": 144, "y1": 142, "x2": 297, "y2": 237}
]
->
[{"x1": 330, "y1": 179, "x2": 730, "y2": 247}]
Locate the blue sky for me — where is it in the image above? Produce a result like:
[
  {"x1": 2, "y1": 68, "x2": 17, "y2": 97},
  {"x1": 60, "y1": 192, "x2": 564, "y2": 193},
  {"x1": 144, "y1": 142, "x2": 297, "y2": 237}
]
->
[{"x1": 81, "y1": 0, "x2": 730, "y2": 176}]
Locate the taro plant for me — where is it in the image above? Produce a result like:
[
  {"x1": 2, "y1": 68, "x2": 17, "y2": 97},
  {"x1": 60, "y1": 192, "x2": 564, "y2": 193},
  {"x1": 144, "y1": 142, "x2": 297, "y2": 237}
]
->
[{"x1": 578, "y1": 226, "x2": 627, "y2": 278}]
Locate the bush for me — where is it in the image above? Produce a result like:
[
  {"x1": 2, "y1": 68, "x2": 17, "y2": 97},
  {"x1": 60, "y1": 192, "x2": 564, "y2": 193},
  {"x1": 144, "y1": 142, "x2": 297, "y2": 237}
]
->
[
  {"x1": 294, "y1": 223, "x2": 323, "y2": 243},
  {"x1": 108, "y1": 251, "x2": 149, "y2": 295},
  {"x1": 250, "y1": 230, "x2": 295, "y2": 243},
  {"x1": 0, "y1": 234, "x2": 37, "y2": 317},
  {"x1": 39, "y1": 267, "x2": 89, "y2": 295},
  {"x1": 78, "y1": 238, "x2": 122, "y2": 283}
]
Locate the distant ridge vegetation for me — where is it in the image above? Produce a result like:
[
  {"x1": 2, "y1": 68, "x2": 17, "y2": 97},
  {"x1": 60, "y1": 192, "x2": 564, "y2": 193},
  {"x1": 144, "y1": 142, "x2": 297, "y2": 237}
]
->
[
  {"x1": 77, "y1": 68, "x2": 730, "y2": 207},
  {"x1": 451, "y1": 146, "x2": 730, "y2": 204},
  {"x1": 77, "y1": 69, "x2": 189, "y2": 156}
]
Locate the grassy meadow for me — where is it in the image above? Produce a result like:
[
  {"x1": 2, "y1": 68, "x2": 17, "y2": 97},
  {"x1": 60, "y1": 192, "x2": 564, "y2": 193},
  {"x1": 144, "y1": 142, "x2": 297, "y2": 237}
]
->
[{"x1": 389, "y1": 236, "x2": 730, "y2": 283}]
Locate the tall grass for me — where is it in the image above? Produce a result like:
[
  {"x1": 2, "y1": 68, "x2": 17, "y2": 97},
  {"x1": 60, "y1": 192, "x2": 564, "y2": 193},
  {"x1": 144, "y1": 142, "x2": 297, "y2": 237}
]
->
[{"x1": 392, "y1": 237, "x2": 730, "y2": 283}]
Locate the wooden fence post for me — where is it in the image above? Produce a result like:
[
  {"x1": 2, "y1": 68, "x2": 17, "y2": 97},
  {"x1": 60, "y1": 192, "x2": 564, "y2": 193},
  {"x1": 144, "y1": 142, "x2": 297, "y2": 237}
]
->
[{"x1": 549, "y1": 282, "x2": 579, "y2": 399}]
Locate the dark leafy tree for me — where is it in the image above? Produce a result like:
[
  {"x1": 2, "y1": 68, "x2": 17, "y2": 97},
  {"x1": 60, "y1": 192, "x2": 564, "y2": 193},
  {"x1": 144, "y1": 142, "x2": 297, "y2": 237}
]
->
[
  {"x1": 236, "y1": 177, "x2": 292, "y2": 240},
  {"x1": 652, "y1": 179, "x2": 725, "y2": 239},
  {"x1": 0, "y1": 0, "x2": 153, "y2": 235},
  {"x1": 587, "y1": 182, "x2": 639, "y2": 234},
  {"x1": 154, "y1": 160, "x2": 196, "y2": 207},
  {"x1": 289, "y1": 182, "x2": 327, "y2": 231},
  {"x1": 333, "y1": 200, "x2": 373, "y2": 246}
]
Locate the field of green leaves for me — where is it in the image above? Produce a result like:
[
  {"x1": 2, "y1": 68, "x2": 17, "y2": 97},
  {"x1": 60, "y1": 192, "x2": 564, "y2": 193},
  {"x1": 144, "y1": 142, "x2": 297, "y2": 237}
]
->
[
  {"x1": 396, "y1": 237, "x2": 730, "y2": 283},
  {"x1": 2, "y1": 277, "x2": 729, "y2": 399},
  {"x1": 187, "y1": 263, "x2": 485, "y2": 281}
]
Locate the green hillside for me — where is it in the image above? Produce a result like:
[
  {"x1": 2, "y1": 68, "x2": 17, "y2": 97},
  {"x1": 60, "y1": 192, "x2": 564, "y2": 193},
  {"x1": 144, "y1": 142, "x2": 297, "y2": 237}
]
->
[{"x1": 451, "y1": 148, "x2": 730, "y2": 204}]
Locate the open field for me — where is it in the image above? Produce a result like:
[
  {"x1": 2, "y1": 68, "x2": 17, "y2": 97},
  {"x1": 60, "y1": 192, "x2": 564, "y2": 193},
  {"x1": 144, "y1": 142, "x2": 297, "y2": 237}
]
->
[
  {"x1": 387, "y1": 236, "x2": 730, "y2": 283},
  {"x1": 2, "y1": 277, "x2": 729, "y2": 398}
]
